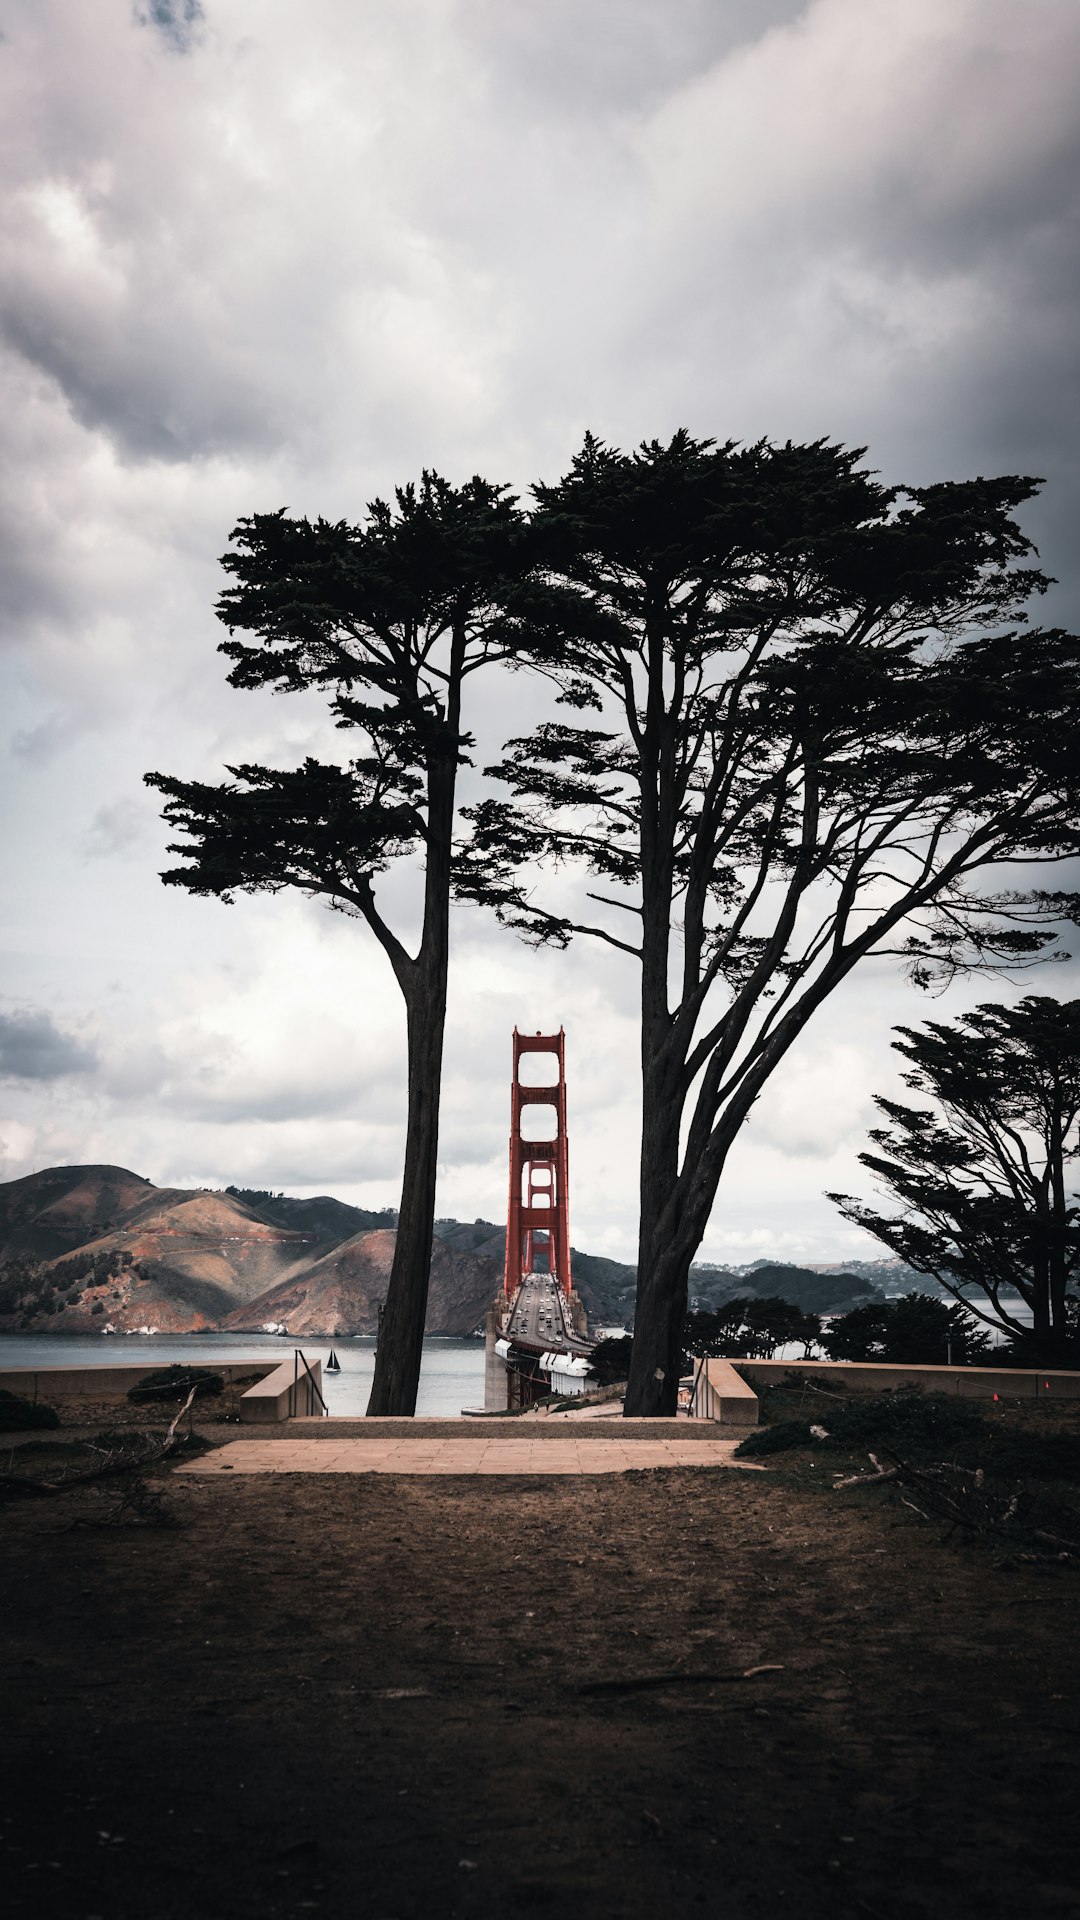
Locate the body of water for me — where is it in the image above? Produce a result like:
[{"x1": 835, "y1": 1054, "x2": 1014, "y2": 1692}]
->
[{"x1": 0, "y1": 1333, "x2": 486, "y2": 1418}]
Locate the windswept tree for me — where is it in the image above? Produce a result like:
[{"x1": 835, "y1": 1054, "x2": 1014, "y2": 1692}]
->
[
  {"x1": 685, "y1": 1299, "x2": 821, "y2": 1361},
  {"x1": 465, "y1": 431, "x2": 1080, "y2": 1414},
  {"x1": 147, "y1": 473, "x2": 530, "y2": 1416},
  {"x1": 818, "y1": 1292, "x2": 992, "y2": 1365},
  {"x1": 830, "y1": 998, "x2": 1080, "y2": 1361}
]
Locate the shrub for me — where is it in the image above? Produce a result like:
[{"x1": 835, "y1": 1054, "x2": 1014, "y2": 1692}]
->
[
  {"x1": 976, "y1": 1427, "x2": 1080, "y2": 1484},
  {"x1": 735, "y1": 1390, "x2": 986, "y2": 1460},
  {"x1": 588, "y1": 1336, "x2": 634, "y2": 1385},
  {"x1": 0, "y1": 1389, "x2": 60, "y2": 1432}
]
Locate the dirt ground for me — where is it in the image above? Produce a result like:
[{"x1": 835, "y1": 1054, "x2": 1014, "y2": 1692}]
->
[{"x1": 3, "y1": 1415, "x2": 1079, "y2": 1920}]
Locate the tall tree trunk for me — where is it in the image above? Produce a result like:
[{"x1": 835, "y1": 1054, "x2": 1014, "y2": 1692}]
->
[
  {"x1": 366, "y1": 724, "x2": 457, "y2": 1417},
  {"x1": 1047, "y1": 1105, "x2": 1068, "y2": 1353},
  {"x1": 624, "y1": 672, "x2": 690, "y2": 1418},
  {"x1": 366, "y1": 968, "x2": 448, "y2": 1414},
  {"x1": 625, "y1": 1069, "x2": 686, "y2": 1416}
]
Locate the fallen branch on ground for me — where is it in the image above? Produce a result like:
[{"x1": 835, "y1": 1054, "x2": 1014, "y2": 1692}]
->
[
  {"x1": 833, "y1": 1452, "x2": 899, "y2": 1490},
  {"x1": 834, "y1": 1447, "x2": 1080, "y2": 1563},
  {"x1": 0, "y1": 1388, "x2": 199, "y2": 1503}
]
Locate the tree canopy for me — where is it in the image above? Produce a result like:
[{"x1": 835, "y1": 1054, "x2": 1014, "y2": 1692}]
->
[
  {"x1": 685, "y1": 1299, "x2": 821, "y2": 1361},
  {"x1": 818, "y1": 1292, "x2": 992, "y2": 1365},
  {"x1": 464, "y1": 430, "x2": 1080, "y2": 1412},
  {"x1": 147, "y1": 472, "x2": 531, "y2": 1416},
  {"x1": 831, "y1": 997, "x2": 1080, "y2": 1361}
]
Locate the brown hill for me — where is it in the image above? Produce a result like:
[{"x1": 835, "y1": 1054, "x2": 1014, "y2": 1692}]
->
[
  {"x1": 0, "y1": 1167, "x2": 502, "y2": 1336},
  {"x1": 0, "y1": 1167, "x2": 343, "y2": 1333},
  {"x1": 0, "y1": 1164, "x2": 157, "y2": 1260},
  {"x1": 224, "y1": 1228, "x2": 501, "y2": 1338},
  {"x1": 48, "y1": 1190, "x2": 322, "y2": 1332}
]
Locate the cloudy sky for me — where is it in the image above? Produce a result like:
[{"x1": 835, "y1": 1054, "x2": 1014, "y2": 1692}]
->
[{"x1": 1, "y1": 0, "x2": 1079, "y2": 1265}]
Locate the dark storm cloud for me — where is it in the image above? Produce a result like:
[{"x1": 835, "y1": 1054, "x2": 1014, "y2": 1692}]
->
[
  {"x1": 133, "y1": 1, "x2": 205, "y2": 55},
  {"x1": 0, "y1": 1009, "x2": 97, "y2": 1080},
  {"x1": 0, "y1": 297, "x2": 279, "y2": 465}
]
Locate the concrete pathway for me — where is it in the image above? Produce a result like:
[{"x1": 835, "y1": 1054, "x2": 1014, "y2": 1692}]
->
[{"x1": 175, "y1": 1436, "x2": 761, "y2": 1476}]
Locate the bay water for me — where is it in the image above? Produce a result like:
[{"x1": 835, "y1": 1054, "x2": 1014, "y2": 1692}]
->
[{"x1": 0, "y1": 1332, "x2": 486, "y2": 1418}]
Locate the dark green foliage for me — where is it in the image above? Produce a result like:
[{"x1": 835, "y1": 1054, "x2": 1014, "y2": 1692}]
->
[
  {"x1": 0, "y1": 1244, "x2": 136, "y2": 1323},
  {"x1": 128, "y1": 1365, "x2": 224, "y2": 1403},
  {"x1": 588, "y1": 1336, "x2": 634, "y2": 1384},
  {"x1": 53, "y1": 1247, "x2": 133, "y2": 1288},
  {"x1": 736, "y1": 1388, "x2": 1080, "y2": 1488},
  {"x1": 975, "y1": 1426, "x2": 1080, "y2": 1482},
  {"x1": 146, "y1": 474, "x2": 536, "y2": 1418},
  {"x1": 995, "y1": 1299, "x2": 1080, "y2": 1368},
  {"x1": 0, "y1": 1389, "x2": 60, "y2": 1432},
  {"x1": 832, "y1": 997, "x2": 1080, "y2": 1362},
  {"x1": 464, "y1": 429, "x2": 1080, "y2": 1414},
  {"x1": 820, "y1": 1291, "x2": 992, "y2": 1364},
  {"x1": 736, "y1": 1391, "x2": 985, "y2": 1459},
  {"x1": 685, "y1": 1298, "x2": 821, "y2": 1359}
]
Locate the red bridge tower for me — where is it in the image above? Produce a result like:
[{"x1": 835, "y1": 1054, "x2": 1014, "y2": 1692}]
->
[{"x1": 503, "y1": 1028, "x2": 572, "y2": 1301}]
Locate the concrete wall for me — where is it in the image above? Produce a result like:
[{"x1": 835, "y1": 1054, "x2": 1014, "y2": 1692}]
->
[
  {"x1": 734, "y1": 1358, "x2": 1080, "y2": 1400},
  {"x1": 0, "y1": 1361, "x2": 278, "y2": 1401},
  {"x1": 688, "y1": 1357, "x2": 760, "y2": 1425},
  {"x1": 0, "y1": 1357, "x2": 324, "y2": 1422},
  {"x1": 237, "y1": 1356, "x2": 325, "y2": 1422}
]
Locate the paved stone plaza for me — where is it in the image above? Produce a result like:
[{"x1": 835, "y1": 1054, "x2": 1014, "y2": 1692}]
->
[{"x1": 176, "y1": 1434, "x2": 761, "y2": 1475}]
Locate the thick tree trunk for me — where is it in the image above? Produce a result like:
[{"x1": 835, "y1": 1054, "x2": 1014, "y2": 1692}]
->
[
  {"x1": 624, "y1": 1046, "x2": 698, "y2": 1417},
  {"x1": 624, "y1": 1240, "x2": 691, "y2": 1416},
  {"x1": 366, "y1": 975, "x2": 447, "y2": 1415}
]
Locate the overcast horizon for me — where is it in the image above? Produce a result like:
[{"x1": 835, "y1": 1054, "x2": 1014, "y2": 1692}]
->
[{"x1": 2, "y1": 0, "x2": 1079, "y2": 1267}]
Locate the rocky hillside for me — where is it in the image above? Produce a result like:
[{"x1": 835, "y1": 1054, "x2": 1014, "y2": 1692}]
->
[
  {"x1": 0, "y1": 1165, "x2": 885, "y2": 1336},
  {"x1": 0, "y1": 1164, "x2": 159, "y2": 1260},
  {"x1": 0, "y1": 1167, "x2": 500, "y2": 1336},
  {"x1": 223, "y1": 1228, "x2": 501, "y2": 1338}
]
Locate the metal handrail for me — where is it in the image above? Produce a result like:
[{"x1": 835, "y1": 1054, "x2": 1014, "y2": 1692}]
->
[
  {"x1": 292, "y1": 1346, "x2": 329, "y2": 1417},
  {"x1": 689, "y1": 1354, "x2": 708, "y2": 1418}
]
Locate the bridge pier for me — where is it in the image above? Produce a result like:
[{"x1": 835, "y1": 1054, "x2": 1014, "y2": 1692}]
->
[{"x1": 483, "y1": 1301, "x2": 508, "y2": 1412}]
